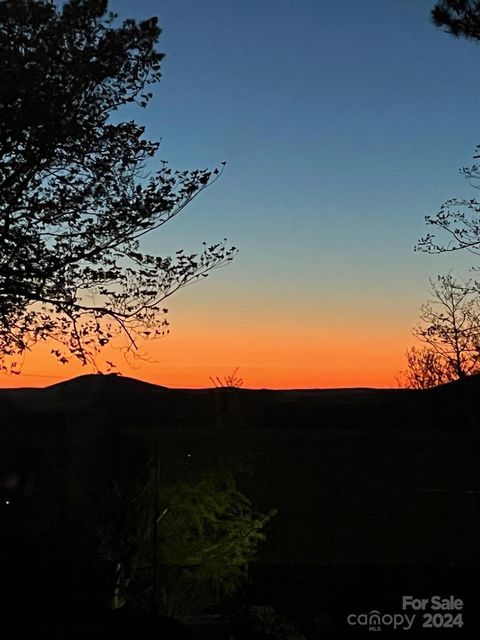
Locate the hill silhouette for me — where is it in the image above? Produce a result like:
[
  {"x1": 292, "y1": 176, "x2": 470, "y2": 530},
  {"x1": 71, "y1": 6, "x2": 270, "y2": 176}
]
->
[
  {"x1": 0, "y1": 373, "x2": 477, "y2": 473},
  {"x1": 1, "y1": 371, "x2": 478, "y2": 431}
]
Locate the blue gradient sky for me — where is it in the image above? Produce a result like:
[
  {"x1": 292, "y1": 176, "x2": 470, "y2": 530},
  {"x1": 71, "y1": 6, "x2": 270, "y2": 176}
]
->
[{"x1": 5, "y1": 0, "x2": 480, "y2": 388}]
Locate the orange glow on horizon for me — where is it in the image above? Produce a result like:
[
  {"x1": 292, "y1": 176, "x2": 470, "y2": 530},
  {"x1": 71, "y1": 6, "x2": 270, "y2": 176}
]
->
[{"x1": 0, "y1": 321, "x2": 410, "y2": 390}]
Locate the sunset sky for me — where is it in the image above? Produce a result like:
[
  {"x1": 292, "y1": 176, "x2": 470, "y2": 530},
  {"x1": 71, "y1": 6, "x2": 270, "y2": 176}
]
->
[{"x1": 3, "y1": 0, "x2": 480, "y2": 389}]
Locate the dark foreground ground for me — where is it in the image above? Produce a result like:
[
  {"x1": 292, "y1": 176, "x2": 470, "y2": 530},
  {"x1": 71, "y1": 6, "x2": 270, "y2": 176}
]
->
[
  {"x1": 0, "y1": 563, "x2": 476, "y2": 638},
  {"x1": 0, "y1": 374, "x2": 478, "y2": 637}
]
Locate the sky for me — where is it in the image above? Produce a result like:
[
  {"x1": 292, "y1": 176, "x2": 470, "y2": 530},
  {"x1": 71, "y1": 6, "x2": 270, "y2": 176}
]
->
[{"x1": 3, "y1": 0, "x2": 480, "y2": 389}]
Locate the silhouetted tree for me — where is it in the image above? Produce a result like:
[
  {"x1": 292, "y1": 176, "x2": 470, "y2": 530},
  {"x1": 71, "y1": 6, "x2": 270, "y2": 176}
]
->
[
  {"x1": 399, "y1": 274, "x2": 480, "y2": 388},
  {"x1": 0, "y1": 0, "x2": 236, "y2": 373},
  {"x1": 432, "y1": 1, "x2": 480, "y2": 41},
  {"x1": 398, "y1": 346, "x2": 456, "y2": 389},
  {"x1": 210, "y1": 366, "x2": 244, "y2": 388},
  {"x1": 418, "y1": 2, "x2": 480, "y2": 261},
  {"x1": 411, "y1": 2, "x2": 480, "y2": 388},
  {"x1": 417, "y1": 149, "x2": 480, "y2": 259}
]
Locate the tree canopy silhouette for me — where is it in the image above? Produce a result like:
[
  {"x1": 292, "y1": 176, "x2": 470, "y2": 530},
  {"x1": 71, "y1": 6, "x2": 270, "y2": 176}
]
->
[
  {"x1": 418, "y1": 2, "x2": 480, "y2": 260},
  {"x1": 0, "y1": 0, "x2": 235, "y2": 372},
  {"x1": 432, "y1": 1, "x2": 480, "y2": 41},
  {"x1": 399, "y1": 274, "x2": 480, "y2": 388}
]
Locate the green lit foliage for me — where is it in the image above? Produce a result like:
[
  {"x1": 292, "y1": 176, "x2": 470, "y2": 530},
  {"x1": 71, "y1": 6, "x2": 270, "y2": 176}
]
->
[
  {"x1": 55, "y1": 444, "x2": 274, "y2": 617},
  {"x1": 0, "y1": 0, "x2": 236, "y2": 373},
  {"x1": 155, "y1": 472, "x2": 275, "y2": 618},
  {"x1": 235, "y1": 605, "x2": 306, "y2": 640},
  {"x1": 141, "y1": 469, "x2": 276, "y2": 619},
  {"x1": 158, "y1": 471, "x2": 273, "y2": 589}
]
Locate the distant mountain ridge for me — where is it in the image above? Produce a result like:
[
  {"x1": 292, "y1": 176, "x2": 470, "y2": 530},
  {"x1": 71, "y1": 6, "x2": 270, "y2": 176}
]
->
[{"x1": 0, "y1": 371, "x2": 479, "y2": 431}]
